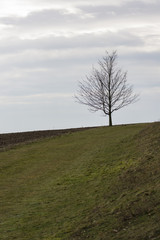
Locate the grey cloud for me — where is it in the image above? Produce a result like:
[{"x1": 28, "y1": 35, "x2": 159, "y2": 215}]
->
[
  {"x1": 0, "y1": 68, "x2": 76, "y2": 98},
  {"x1": 0, "y1": 0, "x2": 159, "y2": 132},
  {"x1": 0, "y1": 1, "x2": 159, "y2": 39},
  {"x1": 0, "y1": 48, "x2": 159, "y2": 98},
  {"x1": 0, "y1": 30, "x2": 144, "y2": 55},
  {"x1": 118, "y1": 50, "x2": 160, "y2": 89},
  {"x1": 1, "y1": 1, "x2": 159, "y2": 29},
  {"x1": 0, "y1": 8, "x2": 84, "y2": 28},
  {"x1": 79, "y1": 1, "x2": 160, "y2": 16},
  {"x1": 121, "y1": 51, "x2": 160, "y2": 64}
]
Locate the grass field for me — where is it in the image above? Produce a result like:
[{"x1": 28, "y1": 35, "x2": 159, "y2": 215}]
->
[{"x1": 0, "y1": 122, "x2": 160, "y2": 240}]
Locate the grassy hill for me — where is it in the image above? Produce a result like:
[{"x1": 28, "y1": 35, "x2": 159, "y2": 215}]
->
[{"x1": 0, "y1": 122, "x2": 160, "y2": 240}]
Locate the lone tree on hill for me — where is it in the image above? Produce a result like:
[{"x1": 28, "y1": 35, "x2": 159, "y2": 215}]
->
[{"x1": 76, "y1": 51, "x2": 139, "y2": 126}]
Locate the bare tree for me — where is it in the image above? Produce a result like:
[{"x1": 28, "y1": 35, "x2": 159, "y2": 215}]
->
[{"x1": 76, "y1": 51, "x2": 139, "y2": 126}]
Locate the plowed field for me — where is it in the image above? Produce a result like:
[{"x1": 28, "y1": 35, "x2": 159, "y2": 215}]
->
[{"x1": 0, "y1": 127, "x2": 92, "y2": 149}]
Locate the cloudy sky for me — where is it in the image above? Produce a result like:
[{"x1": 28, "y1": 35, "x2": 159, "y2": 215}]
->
[{"x1": 0, "y1": 0, "x2": 159, "y2": 132}]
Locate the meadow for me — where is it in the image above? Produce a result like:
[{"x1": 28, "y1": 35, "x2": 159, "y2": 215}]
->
[{"x1": 0, "y1": 122, "x2": 160, "y2": 240}]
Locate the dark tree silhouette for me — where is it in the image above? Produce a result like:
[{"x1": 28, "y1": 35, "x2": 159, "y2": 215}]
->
[{"x1": 76, "y1": 51, "x2": 139, "y2": 126}]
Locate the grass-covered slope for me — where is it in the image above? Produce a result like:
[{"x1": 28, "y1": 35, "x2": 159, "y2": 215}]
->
[{"x1": 0, "y1": 123, "x2": 160, "y2": 240}]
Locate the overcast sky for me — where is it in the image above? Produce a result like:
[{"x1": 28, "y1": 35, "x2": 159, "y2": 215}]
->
[{"x1": 0, "y1": 0, "x2": 159, "y2": 132}]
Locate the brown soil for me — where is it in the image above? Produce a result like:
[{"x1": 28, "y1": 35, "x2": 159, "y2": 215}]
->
[{"x1": 0, "y1": 127, "x2": 94, "y2": 149}]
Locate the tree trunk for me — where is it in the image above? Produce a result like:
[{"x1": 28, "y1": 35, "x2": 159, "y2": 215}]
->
[{"x1": 109, "y1": 112, "x2": 112, "y2": 126}]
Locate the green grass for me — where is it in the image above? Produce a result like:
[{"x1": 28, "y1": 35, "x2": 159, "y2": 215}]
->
[{"x1": 0, "y1": 122, "x2": 160, "y2": 240}]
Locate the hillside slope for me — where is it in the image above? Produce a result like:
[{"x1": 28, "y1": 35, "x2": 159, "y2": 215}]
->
[{"x1": 0, "y1": 123, "x2": 160, "y2": 240}]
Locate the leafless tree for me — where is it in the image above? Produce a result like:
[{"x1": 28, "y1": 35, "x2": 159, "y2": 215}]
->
[{"x1": 76, "y1": 51, "x2": 139, "y2": 126}]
